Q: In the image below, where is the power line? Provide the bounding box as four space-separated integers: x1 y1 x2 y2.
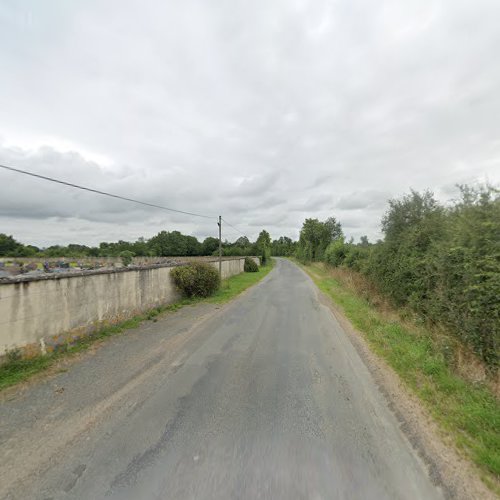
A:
222 218 247 237
222 232 244 239
0 163 216 220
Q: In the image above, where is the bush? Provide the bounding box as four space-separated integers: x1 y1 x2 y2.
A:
170 262 220 298
343 245 370 272
244 257 259 272
324 239 347 267
358 186 498 368
119 250 135 267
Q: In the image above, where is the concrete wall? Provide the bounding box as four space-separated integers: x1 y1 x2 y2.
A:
0 257 259 355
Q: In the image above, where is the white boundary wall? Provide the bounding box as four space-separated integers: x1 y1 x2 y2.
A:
0 257 258 354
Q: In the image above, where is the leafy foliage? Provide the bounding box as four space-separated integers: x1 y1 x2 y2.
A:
149 230 202 256
0 230 281 259
0 234 38 256
314 185 499 368
297 217 344 262
244 256 259 272
170 262 221 298
255 229 272 264
256 230 271 251
271 236 297 256
324 239 348 267
119 250 135 267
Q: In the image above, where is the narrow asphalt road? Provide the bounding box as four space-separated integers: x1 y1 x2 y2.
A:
0 258 443 499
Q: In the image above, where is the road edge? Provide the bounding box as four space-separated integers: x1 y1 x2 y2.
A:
294 259 495 500
0 261 277 398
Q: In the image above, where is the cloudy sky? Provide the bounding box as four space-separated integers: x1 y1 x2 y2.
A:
1 0 499 247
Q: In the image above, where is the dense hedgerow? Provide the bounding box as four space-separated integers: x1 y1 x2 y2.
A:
170 262 220 298
363 187 500 368
297 185 500 369
244 257 259 272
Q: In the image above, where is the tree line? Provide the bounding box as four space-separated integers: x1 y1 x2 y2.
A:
0 229 296 260
295 184 499 369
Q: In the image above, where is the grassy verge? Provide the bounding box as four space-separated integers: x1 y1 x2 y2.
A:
0 260 274 392
299 261 499 491
208 259 274 303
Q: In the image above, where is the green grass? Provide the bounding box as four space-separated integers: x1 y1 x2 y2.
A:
208 260 274 303
300 262 500 489
0 355 54 390
0 260 274 391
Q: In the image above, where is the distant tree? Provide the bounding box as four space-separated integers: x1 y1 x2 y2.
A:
149 231 189 256
202 237 219 256
44 245 66 257
256 230 271 252
185 235 202 256
131 237 149 256
271 236 296 256
256 230 272 264
66 244 91 257
324 217 344 241
88 247 100 257
234 236 250 247
0 234 23 256
298 218 330 261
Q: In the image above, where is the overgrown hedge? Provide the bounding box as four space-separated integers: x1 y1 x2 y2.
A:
244 257 259 272
320 185 500 369
170 262 220 298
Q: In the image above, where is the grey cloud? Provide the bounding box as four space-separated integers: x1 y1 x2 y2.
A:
0 0 499 247
336 190 391 211
234 172 281 198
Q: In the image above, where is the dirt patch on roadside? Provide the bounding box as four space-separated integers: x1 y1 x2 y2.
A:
314 285 496 500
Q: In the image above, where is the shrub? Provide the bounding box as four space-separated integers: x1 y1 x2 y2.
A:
324 239 347 267
119 250 135 267
342 185 499 368
170 262 220 298
244 257 259 272
343 245 370 272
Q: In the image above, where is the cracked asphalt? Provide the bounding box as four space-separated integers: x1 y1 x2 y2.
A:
0 258 443 499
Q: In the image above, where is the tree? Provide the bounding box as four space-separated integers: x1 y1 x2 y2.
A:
271 236 296 256
234 236 250 247
324 217 344 241
185 235 202 256
381 190 441 243
255 230 271 263
202 237 219 256
0 234 23 256
149 231 188 256
298 218 331 261
131 237 149 256
256 230 271 251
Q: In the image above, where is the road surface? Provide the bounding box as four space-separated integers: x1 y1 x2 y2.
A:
0 258 443 499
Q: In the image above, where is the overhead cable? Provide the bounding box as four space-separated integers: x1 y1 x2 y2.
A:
222 218 247 237
0 163 216 220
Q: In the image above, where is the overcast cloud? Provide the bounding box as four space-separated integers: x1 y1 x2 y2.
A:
1 0 499 247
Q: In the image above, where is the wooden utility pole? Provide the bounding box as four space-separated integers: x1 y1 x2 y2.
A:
218 215 222 278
